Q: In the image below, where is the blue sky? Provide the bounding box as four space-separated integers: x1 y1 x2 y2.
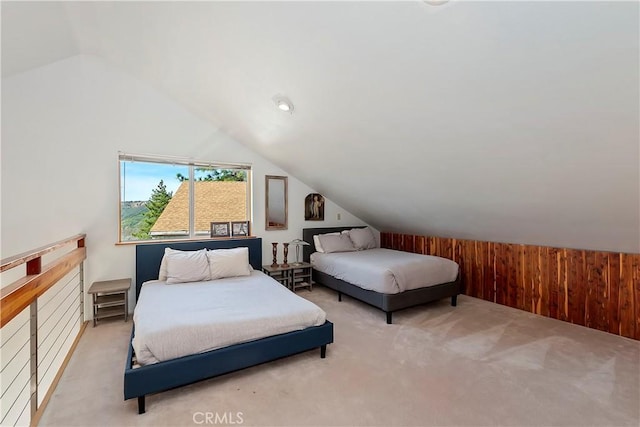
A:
120 161 187 201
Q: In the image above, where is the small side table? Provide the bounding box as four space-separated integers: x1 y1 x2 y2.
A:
290 263 313 292
262 264 292 289
88 278 131 327
262 262 313 292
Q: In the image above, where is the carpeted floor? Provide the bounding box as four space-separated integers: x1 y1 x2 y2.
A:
39 287 639 427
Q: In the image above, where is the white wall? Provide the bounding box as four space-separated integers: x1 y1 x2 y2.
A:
1 55 367 314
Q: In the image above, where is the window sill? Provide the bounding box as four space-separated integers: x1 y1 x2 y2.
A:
115 236 258 246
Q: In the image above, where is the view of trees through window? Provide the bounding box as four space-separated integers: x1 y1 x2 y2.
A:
120 156 250 242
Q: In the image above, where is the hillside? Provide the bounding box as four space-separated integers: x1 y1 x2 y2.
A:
121 201 148 241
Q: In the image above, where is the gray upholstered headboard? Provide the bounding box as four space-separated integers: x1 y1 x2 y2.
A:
302 226 365 262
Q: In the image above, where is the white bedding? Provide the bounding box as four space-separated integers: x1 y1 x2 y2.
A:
311 248 459 294
132 271 326 366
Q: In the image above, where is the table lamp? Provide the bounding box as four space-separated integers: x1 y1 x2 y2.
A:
289 239 310 266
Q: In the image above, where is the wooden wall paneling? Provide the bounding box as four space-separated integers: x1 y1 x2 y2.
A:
495 243 506 306
380 232 389 248
607 253 621 335
403 234 415 253
455 239 465 295
567 250 585 327
484 242 495 303
558 248 569 322
443 238 454 260
634 254 640 340
473 241 482 300
528 245 539 315
566 248 576 324
426 235 434 255
584 250 596 330
415 235 426 255
480 242 488 301
515 245 526 312
478 241 487 301
447 238 463 290
535 246 542 315
585 250 607 332
430 236 440 257
595 251 609 333
462 240 476 297
506 244 518 309
433 236 442 257
379 232 638 340
618 254 635 338
402 233 408 251
431 236 438 256
541 246 550 317
633 255 639 340
423 236 432 255
547 247 559 320
392 233 402 251
527 245 536 314
465 241 475 298
397 233 405 251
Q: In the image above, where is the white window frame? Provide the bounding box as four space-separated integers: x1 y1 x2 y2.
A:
118 152 252 243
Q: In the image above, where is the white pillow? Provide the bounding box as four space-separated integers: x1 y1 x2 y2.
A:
207 247 252 280
317 233 357 254
313 232 340 253
348 227 378 250
158 248 183 280
165 248 211 284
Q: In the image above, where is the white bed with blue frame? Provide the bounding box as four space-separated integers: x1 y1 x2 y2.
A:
124 237 334 414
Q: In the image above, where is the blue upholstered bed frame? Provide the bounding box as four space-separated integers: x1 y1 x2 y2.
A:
124 238 334 414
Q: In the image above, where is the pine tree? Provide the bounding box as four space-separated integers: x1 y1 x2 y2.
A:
133 180 173 239
176 169 246 182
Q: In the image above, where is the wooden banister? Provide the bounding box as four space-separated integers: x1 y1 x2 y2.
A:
1 234 85 272
0 234 86 327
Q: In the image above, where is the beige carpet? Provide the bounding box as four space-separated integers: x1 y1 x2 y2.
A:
39 287 639 427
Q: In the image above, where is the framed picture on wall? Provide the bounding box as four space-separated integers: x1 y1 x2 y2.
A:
305 193 325 221
210 222 230 238
231 221 250 237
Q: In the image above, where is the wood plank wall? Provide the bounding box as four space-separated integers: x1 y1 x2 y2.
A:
380 232 640 340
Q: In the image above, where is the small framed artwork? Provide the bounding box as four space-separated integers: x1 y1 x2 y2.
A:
305 193 325 221
231 221 250 237
210 222 230 238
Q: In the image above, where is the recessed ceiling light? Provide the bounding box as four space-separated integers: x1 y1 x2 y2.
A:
273 95 294 113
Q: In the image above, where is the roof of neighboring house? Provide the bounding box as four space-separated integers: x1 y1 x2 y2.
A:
150 181 247 235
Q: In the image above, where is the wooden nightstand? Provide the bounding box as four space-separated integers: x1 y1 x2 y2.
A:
290 263 313 292
262 262 313 292
88 278 131 327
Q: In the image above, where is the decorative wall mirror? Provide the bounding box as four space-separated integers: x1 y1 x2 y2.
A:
265 175 288 230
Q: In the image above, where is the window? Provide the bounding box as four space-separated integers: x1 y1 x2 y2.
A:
119 153 251 242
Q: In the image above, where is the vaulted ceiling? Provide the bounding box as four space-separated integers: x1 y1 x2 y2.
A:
2 1 639 253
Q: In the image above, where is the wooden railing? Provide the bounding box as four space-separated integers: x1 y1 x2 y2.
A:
1 235 87 426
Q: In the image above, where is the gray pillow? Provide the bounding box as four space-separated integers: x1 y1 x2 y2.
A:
317 233 357 253
348 227 377 250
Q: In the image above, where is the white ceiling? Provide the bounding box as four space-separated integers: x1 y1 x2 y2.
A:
2 1 639 252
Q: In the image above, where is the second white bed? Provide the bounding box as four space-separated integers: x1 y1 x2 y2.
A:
311 248 459 294
133 271 326 366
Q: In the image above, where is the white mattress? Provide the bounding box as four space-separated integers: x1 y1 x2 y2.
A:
311 248 459 294
132 271 326 366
